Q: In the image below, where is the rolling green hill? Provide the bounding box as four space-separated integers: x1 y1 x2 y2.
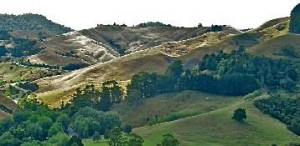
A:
248 34 300 58
133 94 300 146
110 91 239 127
83 91 300 146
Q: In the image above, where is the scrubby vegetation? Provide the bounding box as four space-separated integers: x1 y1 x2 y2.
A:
17 82 39 92
4 85 21 98
0 46 7 56
210 25 226 32
0 14 71 34
136 22 173 28
19 60 59 70
0 30 10 40
9 38 39 57
62 63 89 71
0 36 43 57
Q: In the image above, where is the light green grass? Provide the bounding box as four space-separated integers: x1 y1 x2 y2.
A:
134 95 300 146
110 91 239 127
0 62 46 82
248 34 300 58
83 139 108 146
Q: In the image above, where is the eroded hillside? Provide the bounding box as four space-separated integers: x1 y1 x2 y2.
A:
28 31 118 66
34 17 290 106
28 25 239 67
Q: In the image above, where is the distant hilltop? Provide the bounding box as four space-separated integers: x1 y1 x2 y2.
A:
0 13 72 34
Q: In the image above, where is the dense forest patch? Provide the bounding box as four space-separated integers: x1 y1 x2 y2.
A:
255 97 300 136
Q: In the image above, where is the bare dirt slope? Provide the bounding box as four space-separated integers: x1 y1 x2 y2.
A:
0 93 17 119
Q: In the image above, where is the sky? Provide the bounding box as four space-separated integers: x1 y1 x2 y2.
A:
0 0 299 30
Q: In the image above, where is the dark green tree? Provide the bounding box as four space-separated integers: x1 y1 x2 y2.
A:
103 80 123 103
160 134 179 146
37 116 53 135
232 108 247 122
166 60 183 78
0 46 7 56
126 89 143 106
93 131 101 141
48 123 63 137
0 118 14 135
123 125 133 134
25 123 43 140
21 141 42 146
0 132 21 146
98 86 112 111
0 30 10 40
45 132 69 146
38 32 47 41
128 72 159 98
108 127 128 146
128 133 144 146
71 85 99 108
56 114 70 131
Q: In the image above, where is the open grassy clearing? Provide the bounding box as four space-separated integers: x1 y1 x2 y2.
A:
133 94 300 146
0 62 48 82
83 139 108 146
248 34 300 58
111 91 239 127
